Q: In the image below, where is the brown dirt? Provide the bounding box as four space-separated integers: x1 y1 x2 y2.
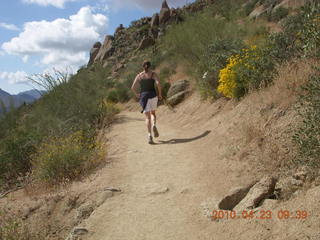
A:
1 70 320 239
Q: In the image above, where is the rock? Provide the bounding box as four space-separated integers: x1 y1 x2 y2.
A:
151 187 169 195
150 13 159 28
290 178 304 187
137 36 155 50
88 42 101 66
65 227 89 240
72 227 89 235
218 182 256 210
293 166 310 182
104 187 121 192
167 79 190 98
159 0 171 24
167 91 188 106
76 202 95 221
94 35 114 62
234 176 277 211
144 183 169 195
115 24 124 35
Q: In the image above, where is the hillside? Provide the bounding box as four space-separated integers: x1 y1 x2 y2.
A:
0 0 319 239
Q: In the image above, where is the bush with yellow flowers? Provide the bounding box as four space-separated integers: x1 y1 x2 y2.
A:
218 45 275 98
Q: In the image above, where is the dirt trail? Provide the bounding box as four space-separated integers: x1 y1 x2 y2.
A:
81 103 255 240
81 97 320 240
81 109 234 240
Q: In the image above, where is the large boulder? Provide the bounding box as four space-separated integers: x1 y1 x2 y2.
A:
88 42 101 66
159 0 171 24
166 79 190 106
94 35 114 62
167 91 187 106
218 182 257 210
234 176 277 211
167 79 190 98
137 36 155 50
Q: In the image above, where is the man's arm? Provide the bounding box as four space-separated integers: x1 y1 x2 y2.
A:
153 72 163 100
131 73 141 98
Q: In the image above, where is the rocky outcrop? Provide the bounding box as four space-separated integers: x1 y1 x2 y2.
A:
94 35 114 63
88 42 101 66
137 36 155 50
115 24 124 35
151 13 159 28
160 0 171 24
87 0 216 68
218 182 257 210
234 176 277 211
167 80 190 106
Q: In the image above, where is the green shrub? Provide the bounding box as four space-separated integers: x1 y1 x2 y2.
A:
31 131 97 183
293 68 320 167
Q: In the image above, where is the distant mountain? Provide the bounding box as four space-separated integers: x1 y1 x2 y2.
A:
18 89 45 99
0 88 45 115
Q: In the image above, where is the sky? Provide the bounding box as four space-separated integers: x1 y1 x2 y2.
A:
0 0 194 94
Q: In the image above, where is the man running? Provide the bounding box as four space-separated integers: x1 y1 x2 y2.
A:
131 61 163 144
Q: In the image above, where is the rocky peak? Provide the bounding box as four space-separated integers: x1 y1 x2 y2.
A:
162 0 169 9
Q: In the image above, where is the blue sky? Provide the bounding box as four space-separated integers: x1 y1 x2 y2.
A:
0 0 193 94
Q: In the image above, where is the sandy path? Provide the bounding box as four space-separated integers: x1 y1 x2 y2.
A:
81 106 320 240
82 110 234 240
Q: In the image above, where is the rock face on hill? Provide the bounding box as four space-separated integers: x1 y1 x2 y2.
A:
87 0 214 71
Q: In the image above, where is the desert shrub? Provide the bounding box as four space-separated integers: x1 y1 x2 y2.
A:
0 65 120 188
162 4 266 99
31 130 104 183
268 1 320 59
218 45 275 98
293 68 320 168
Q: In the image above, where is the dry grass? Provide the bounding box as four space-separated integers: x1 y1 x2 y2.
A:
251 59 319 109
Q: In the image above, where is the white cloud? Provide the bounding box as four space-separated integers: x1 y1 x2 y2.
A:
0 22 20 31
2 6 108 70
22 0 77 8
0 71 28 84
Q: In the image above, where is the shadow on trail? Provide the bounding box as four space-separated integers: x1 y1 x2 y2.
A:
155 130 211 145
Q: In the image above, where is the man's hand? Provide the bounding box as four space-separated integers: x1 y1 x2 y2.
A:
158 95 163 101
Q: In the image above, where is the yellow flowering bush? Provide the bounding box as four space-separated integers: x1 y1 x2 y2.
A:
217 45 275 98
217 54 239 98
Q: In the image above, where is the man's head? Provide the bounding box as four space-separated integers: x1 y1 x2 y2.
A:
142 61 151 71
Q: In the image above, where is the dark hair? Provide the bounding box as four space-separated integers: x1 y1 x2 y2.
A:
142 61 151 68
